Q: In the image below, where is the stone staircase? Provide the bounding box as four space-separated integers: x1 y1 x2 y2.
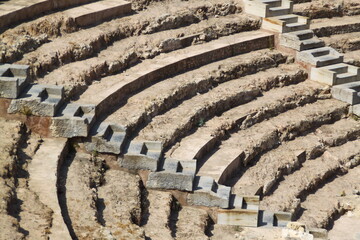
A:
244 0 360 115
280 29 324 51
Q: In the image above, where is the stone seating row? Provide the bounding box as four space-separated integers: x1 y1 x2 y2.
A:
0 0 132 30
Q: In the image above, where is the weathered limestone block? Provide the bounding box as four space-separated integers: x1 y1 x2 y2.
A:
217 209 258 227
280 29 324 51
262 14 309 33
259 210 275 227
244 0 293 18
51 103 96 138
308 228 328 239
8 84 64 116
350 104 360 116
0 64 29 98
65 0 132 27
120 141 162 171
297 47 343 67
187 176 231 208
147 158 196 191
332 81 360 104
275 212 292 227
85 122 126 154
312 63 360 85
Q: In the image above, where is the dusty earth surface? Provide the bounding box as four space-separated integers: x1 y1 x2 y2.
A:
1 0 360 239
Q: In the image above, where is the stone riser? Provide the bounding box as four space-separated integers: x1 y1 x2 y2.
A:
244 0 293 18
68 0 132 27
0 0 99 30
214 100 347 186
94 32 275 117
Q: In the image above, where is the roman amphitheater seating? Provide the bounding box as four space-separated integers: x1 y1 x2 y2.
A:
1 0 360 237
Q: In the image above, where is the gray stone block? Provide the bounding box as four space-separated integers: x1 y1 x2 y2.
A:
309 228 328 239
120 141 162 171
187 176 231 208
280 30 324 51
85 122 126 154
0 64 29 98
242 196 260 210
312 63 360 85
8 84 64 116
146 158 196 191
332 81 360 105
274 211 292 227
259 210 275 227
244 0 293 18
217 208 258 227
350 104 360 116
297 47 343 67
51 103 96 138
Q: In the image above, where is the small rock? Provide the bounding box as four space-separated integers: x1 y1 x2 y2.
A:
287 222 307 233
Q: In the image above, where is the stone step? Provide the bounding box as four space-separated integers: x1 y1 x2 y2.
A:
217 208 259 227
8 84 64 116
300 38 325 50
84 121 127 154
261 139 360 215
0 64 29 98
230 195 260 210
332 81 360 105
75 31 274 117
261 0 282 8
0 0 99 30
134 63 302 150
64 0 132 27
297 47 344 67
321 31 360 53
311 63 360 85
268 6 292 17
298 166 360 228
197 99 347 185
38 14 258 99
21 4 251 82
285 22 309 32
168 80 323 163
187 175 231 209
311 15 360 37
146 158 196 191
276 14 299 24
218 195 261 227
243 0 293 18
258 211 292 227
291 29 315 40
51 103 96 138
262 14 309 33
233 118 360 197
280 29 324 51
105 50 287 143
120 140 162 171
